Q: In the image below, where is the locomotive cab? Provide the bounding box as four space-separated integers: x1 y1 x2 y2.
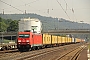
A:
17 31 42 51
17 32 32 51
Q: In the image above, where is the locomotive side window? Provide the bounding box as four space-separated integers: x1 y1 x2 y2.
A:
19 34 30 38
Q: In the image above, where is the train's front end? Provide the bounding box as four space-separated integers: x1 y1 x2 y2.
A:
17 32 32 51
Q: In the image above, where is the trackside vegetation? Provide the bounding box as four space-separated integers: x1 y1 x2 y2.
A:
0 17 19 32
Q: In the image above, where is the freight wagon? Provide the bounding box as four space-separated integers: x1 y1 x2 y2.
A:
17 31 84 51
42 34 52 48
0 43 17 51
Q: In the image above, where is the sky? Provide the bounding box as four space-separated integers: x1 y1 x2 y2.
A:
0 0 90 24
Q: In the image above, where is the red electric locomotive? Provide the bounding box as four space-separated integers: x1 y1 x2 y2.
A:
17 31 42 51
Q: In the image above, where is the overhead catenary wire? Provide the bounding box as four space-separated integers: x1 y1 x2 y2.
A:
56 0 71 20
0 0 48 17
25 0 40 6
63 0 77 21
0 0 24 13
20 0 46 14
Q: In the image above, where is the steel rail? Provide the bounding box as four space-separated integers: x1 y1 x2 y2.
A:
55 45 86 60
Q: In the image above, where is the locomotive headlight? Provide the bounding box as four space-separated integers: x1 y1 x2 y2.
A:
26 40 29 42
18 40 21 42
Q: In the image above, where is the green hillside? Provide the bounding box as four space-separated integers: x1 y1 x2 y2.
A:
0 13 90 32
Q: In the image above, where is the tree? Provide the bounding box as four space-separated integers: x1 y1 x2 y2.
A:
0 17 2 22
0 22 7 32
7 20 18 32
0 17 7 32
0 17 18 32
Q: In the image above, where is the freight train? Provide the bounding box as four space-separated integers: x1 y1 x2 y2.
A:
17 17 84 51
17 31 84 51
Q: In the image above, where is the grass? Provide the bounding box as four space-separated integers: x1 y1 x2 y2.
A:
0 39 15 43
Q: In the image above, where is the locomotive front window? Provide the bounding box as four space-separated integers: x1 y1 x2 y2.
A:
19 34 30 38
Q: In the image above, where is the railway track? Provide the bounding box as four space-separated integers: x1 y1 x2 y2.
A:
25 44 86 60
0 49 18 53
0 43 85 60
55 45 86 60
15 44 83 60
16 47 65 60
